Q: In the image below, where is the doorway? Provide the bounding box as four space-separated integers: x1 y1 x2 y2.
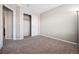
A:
3 5 13 41
23 14 31 38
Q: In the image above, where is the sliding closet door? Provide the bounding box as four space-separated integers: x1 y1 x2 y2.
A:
23 14 31 37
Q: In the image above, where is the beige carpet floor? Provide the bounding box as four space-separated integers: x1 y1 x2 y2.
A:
1 35 78 54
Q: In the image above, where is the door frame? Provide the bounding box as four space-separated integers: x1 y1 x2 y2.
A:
3 5 13 40
23 13 31 37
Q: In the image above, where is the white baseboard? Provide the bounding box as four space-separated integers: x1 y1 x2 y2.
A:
31 34 40 37
41 34 77 45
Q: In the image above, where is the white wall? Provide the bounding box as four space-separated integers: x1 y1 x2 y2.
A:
0 5 3 49
31 15 39 36
40 4 78 43
16 6 20 39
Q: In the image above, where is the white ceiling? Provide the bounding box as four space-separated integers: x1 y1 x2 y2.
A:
28 4 61 14
18 4 61 14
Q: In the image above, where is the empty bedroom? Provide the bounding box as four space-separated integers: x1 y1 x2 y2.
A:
0 4 79 54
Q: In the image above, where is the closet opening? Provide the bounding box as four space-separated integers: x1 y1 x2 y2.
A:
3 5 13 44
23 14 31 38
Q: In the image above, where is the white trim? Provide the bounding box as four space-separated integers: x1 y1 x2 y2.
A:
0 5 3 49
41 34 77 45
13 10 16 40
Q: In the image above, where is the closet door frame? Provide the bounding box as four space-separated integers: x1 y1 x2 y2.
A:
76 11 79 46
3 5 13 39
23 13 31 37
